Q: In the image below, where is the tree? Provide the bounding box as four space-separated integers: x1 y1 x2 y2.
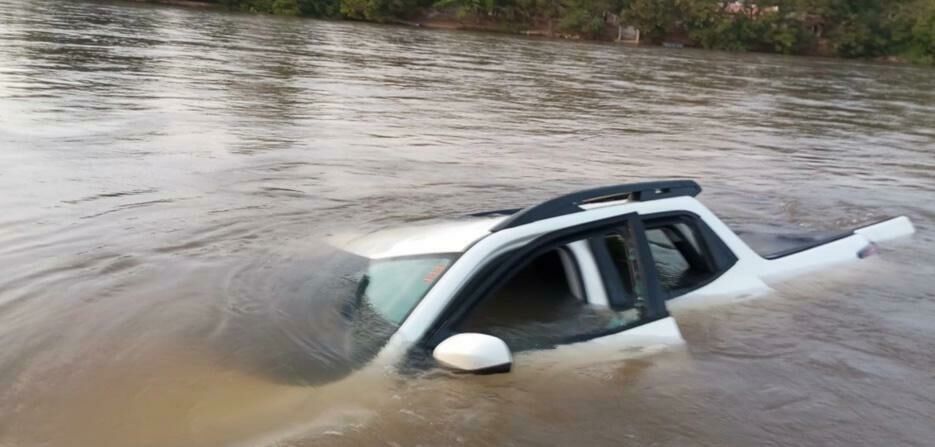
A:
622 0 679 42
890 0 935 63
341 0 423 20
557 0 628 38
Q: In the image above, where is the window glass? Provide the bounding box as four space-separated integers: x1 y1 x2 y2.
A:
362 256 453 325
456 244 646 352
644 220 715 294
602 227 651 305
604 234 636 297
674 223 702 252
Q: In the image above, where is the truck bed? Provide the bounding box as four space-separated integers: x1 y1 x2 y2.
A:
738 228 857 260
736 217 906 260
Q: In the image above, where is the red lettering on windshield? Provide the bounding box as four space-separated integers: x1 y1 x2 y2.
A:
423 263 447 283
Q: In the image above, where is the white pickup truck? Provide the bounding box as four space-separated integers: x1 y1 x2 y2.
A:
329 180 915 375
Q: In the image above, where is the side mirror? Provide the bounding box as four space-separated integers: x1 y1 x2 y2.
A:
432 333 512 374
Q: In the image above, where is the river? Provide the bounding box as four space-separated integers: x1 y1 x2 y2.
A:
1 0 934 445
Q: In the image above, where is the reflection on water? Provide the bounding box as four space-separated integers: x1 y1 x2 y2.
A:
1 0 934 445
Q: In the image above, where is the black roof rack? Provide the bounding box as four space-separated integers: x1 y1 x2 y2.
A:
491 180 701 232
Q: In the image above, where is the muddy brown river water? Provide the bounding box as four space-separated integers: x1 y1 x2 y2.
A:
1 0 935 445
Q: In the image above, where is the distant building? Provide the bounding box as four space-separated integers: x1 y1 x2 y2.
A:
617 25 640 44
725 1 779 17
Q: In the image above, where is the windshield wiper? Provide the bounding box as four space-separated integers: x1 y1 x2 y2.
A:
340 273 369 320
354 274 370 304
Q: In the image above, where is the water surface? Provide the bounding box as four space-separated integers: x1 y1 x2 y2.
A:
1 0 934 445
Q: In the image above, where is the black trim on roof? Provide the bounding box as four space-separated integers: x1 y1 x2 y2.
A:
491 180 702 232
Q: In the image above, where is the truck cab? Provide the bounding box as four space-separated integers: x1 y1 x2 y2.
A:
332 180 914 374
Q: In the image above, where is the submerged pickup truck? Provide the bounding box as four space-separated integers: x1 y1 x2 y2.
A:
330 180 915 374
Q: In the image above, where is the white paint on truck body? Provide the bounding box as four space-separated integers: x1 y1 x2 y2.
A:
352 195 915 369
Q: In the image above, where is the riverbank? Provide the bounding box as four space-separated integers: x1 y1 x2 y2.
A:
127 0 218 8
392 13 607 42
125 1 641 43
126 0 933 65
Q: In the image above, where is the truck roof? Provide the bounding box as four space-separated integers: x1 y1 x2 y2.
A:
331 180 704 260
331 216 507 259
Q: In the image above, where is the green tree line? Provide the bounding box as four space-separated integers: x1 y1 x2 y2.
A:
212 0 935 63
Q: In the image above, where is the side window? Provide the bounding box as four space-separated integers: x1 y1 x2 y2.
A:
642 215 727 297
604 234 637 297
453 234 651 352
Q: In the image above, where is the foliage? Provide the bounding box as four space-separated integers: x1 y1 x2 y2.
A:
434 0 495 17
621 0 677 42
557 0 626 37
299 0 341 16
341 0 424 20
890 0 935 63
220 0 337 16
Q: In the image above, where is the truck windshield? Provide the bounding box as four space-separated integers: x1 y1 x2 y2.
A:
358 255 456 325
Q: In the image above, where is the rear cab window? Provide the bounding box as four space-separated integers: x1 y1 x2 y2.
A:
639 212 737 298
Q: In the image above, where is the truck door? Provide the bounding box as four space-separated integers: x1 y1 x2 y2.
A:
419 213 683 365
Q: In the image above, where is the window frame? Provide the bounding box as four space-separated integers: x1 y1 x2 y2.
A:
588 217 666 314
419 213 669 351
556 246 587 302
638 211 738 299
